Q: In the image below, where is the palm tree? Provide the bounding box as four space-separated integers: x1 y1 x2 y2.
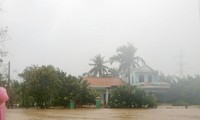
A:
108 68 120 77
110 43 145 84
89 54 109 77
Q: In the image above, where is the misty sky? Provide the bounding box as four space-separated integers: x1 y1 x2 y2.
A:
0 0 200 79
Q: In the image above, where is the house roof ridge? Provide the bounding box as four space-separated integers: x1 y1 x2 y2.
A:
82 76 125 88
132 64 156 72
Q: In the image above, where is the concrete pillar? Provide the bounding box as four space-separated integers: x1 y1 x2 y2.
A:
106 88 109 105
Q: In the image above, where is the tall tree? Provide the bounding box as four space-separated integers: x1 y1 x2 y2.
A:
108 68 120 77
89 54 109 77
110 43 145 84
19 65 60 109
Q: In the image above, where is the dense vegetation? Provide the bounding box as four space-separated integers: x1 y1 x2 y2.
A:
10 65 98 109
109 86 157 108
161 75 200 105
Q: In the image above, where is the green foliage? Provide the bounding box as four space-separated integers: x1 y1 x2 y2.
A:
18 65 97 109
133 88 148 108
89 54 109 77
108 68 120 77
75 81 98 106
110 43 145 84
145 94 157 108
19 65 59 108
55 74 97 108
165 75 200 105
109 86 134 108
7 80 22 108
109 86 157 108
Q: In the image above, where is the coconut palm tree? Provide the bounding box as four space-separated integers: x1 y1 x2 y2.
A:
89 54 109 77
108 68 120 77
110 43 145 84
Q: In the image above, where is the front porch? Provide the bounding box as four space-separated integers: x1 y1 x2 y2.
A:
95 87 110 106
82 77 125 106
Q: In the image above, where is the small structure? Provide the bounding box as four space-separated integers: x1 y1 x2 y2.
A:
82 77 125 106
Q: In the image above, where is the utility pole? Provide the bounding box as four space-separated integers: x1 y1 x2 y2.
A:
7 61 12 109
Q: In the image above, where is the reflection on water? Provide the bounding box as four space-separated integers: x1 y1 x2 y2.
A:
6 106 200 120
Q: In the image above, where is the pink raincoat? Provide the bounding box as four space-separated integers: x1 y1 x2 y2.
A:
0 87 9 120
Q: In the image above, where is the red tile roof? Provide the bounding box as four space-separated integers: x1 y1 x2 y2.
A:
82 77 125 88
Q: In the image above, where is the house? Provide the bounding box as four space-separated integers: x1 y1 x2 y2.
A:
82 77 125 105
121 64 159 85
121 64 170 92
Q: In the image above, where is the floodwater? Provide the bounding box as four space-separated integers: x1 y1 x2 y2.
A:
6 106 200 120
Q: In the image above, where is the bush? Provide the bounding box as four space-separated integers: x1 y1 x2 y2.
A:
108 86 134 108
108 86 157 108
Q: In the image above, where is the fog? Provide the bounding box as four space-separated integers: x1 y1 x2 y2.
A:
0 0 200 79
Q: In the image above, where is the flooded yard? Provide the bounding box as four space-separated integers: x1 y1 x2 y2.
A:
6 106 200 120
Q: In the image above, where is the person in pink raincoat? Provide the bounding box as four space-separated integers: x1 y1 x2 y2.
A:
0 87 9 120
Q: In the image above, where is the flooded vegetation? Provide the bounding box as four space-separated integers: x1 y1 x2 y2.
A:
6 106 200 120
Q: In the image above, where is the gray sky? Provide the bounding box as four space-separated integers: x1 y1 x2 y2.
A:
1 0 200 79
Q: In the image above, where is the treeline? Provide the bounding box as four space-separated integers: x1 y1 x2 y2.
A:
6 65 158 109
6 65 200 108
156 75 200 105
6 65 97 109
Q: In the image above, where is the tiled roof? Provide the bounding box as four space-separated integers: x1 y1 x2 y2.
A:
82 77 125 88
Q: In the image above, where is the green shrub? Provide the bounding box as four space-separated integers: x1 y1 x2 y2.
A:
108 86 157 108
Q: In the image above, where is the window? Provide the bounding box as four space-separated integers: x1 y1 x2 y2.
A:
139 75 144 83
148 75 152 82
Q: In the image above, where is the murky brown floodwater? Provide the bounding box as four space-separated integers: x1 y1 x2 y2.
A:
6 106 200 120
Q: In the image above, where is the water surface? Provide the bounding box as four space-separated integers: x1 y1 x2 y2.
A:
6 106 200 120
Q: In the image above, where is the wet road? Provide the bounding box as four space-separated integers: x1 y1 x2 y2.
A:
6 106 200 120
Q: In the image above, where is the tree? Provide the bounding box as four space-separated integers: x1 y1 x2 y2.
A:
54 74 97 108
110 43 145 84
89 54 109 77
74 80 97 106
19 65 60 109
19 65 98 109
7 80 22 108
108 68 120 77
108 86 134 108
153 74 200 105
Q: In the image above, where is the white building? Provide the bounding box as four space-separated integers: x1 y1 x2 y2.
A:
121 65 170 93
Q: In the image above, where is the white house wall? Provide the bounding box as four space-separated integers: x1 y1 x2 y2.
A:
130 72 158 85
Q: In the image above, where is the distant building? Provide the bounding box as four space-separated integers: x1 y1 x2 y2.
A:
121 65 170 92
82 77 125 106
121 65 159 85
82 65 169 106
